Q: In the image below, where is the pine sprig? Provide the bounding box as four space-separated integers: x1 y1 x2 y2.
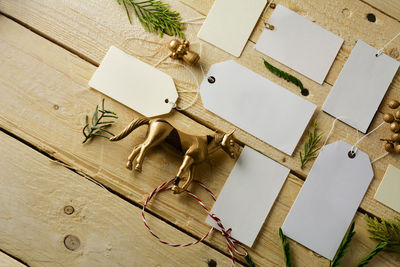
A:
279 228 292 267
365 215 400 258
82 99 118 144
117 0 185 39
357 242 387 267
263 59 308 96
245 254 256 267
329 221 356 267
300 121 324 169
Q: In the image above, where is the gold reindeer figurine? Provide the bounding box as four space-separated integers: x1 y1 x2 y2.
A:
110 118 237 194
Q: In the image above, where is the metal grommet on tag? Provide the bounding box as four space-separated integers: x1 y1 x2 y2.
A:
208 76 216 84
348 150 356 158
301 89 309 96
265 23 275 30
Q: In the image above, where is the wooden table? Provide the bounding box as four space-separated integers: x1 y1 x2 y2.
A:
0 0 399 266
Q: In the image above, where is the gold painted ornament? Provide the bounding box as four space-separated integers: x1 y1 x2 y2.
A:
382 99 400 154
110 118 237 194
168 39 200 66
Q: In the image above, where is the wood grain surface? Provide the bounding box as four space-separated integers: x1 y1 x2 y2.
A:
0 0 399 266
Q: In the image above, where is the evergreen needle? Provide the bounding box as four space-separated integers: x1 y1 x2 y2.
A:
361 215 400 262
300 121 324 169
245 254 256 267
279 228 292 267
263 59 308 95
357 242 387 267
82 99 117 144
117 0 185 39
329 221 356 267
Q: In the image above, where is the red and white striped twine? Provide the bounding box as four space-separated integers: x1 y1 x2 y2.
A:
141 178 248 267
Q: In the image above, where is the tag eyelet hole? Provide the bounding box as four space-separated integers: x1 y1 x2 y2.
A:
301 89 309 96
348 151 356 159
208 76 216 84
165 98 169 103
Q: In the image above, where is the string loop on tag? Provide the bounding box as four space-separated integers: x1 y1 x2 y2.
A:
181 16 206 24
263 0 276 30
142 177 248 267
155 42 204 111
324 116 387 163
375 31 400 57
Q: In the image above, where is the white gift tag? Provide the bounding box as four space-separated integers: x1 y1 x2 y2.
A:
255 4 344 84
323 40 400 133
200 60 316 155
206 146 289 247
375 164 400 213
198 0 266 57
281 141 374 260
89 46 178 117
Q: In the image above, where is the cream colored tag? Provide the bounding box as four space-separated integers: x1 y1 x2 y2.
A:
89 46 178 117
375 164 400 213
198 0 266 57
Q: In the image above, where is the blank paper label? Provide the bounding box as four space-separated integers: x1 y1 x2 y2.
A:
206 146 289 247
198 0 266 57
255 4 344 84
89 46 178 117
375 164 400 213
200 60 316 155
323 40 400 133
282 141 373 260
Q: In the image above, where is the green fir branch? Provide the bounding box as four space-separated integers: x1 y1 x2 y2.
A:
329 221 356 267
364 215 400 261
357 242 387 267
300 121 324 169
263 59 308 95
279 228 292 267
117 0 185 39
245 254 256 267
82 99 118 144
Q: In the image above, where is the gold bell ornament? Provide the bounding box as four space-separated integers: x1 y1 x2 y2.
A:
168 39 200 66
381 100 400 154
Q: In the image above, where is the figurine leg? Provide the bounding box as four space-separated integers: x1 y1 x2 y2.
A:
134 132 170 172
179 165 195 192
172 155 194 194
126 145 141 170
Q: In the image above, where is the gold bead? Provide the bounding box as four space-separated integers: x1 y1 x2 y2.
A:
392 133 400 142
168 39 181 52
395 143 400 154
384 142 395 153
168 39 200 66
388 100 400 109
391 121 400 133
395 110 400 120
383 113 395 123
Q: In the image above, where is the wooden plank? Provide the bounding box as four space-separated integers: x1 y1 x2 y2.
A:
0 131 238 266
1 0 398 222
0 252 25 267
0 15 323 266
0 15 399 266
362 0 400 21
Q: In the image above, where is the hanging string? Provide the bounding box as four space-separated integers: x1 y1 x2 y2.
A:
376 31 400 57
262 0 276 30
181 16 206 24
323 117 388 163
121 15 207 111
153 41 205 111
141 177 248 267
